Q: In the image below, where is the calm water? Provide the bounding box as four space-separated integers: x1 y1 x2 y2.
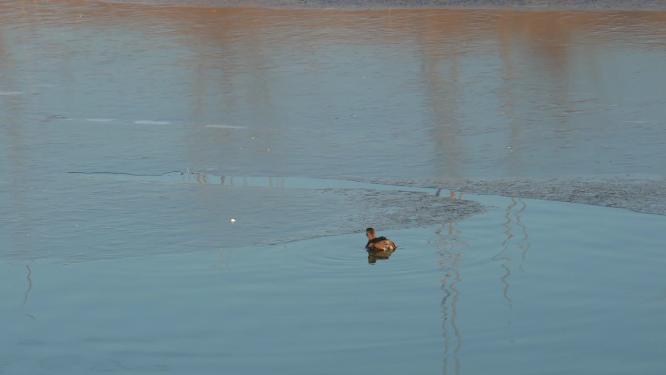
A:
1 2 666 374
3 193 666 374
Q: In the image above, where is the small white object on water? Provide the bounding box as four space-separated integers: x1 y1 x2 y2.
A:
229 218 236 223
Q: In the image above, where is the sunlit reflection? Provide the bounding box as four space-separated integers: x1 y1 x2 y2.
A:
2 4 666 180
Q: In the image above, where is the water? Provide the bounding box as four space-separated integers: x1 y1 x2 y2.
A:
1 5 666 178
3 195 666 374
1 2 666 374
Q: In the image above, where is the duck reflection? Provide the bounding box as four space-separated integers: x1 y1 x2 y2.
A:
367 248 397 265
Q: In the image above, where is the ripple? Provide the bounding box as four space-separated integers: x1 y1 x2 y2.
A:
85 118 115 123
133 120 171 125
204 124 247 129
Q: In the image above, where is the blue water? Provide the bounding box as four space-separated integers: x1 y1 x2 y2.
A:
3 193 666 374
2 3 666 374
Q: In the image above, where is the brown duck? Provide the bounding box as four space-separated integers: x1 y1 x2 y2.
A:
365 227 397 251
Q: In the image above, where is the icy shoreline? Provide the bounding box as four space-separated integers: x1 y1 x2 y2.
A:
347 176 666 216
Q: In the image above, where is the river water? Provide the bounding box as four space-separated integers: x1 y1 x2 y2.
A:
1 2 665 374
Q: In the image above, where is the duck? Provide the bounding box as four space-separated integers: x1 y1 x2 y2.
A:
365 227 397 252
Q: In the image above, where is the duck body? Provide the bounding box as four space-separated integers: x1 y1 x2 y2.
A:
365 236 397 252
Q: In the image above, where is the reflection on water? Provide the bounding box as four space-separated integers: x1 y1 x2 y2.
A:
367 248 396 264
1 4 666 179
494 198 517 306
492 197 530 307
434 192 533 373
436 222 464 375
3 192 666 374
435 191 468 375
1 3 666 374
22 265 36 320
515 200 530 270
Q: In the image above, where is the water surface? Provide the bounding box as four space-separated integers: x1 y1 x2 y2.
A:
1 4 665 179
1 3 666 374
3 194 666 374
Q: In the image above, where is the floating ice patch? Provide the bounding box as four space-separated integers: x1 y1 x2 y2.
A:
205 124 247 129
359 176 666 216
0 91 23 96
63 171 485 252
134 120 171 125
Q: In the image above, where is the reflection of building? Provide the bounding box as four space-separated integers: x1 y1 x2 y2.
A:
414 14 467 178
23 265 36 320
0 23 33 257
435 192 530 373
436 221 463 375
435 191 468 375
3 3 666 180
492 198 530 307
